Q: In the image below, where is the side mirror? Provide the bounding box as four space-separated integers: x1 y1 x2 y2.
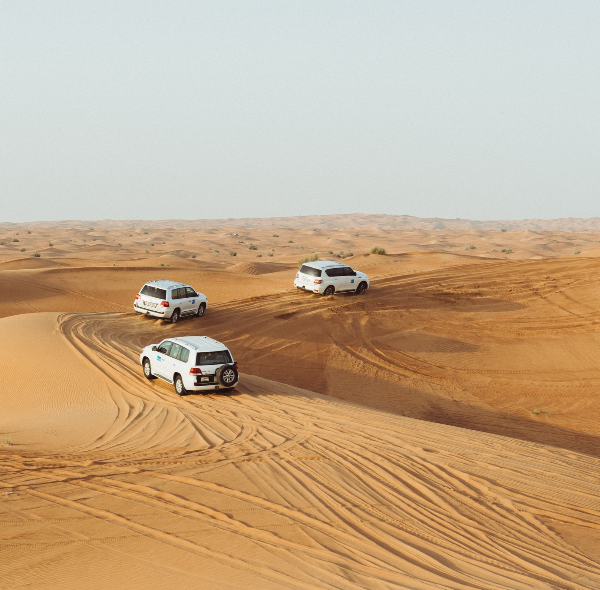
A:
152 346 157 351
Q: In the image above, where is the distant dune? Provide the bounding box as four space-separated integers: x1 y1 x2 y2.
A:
4 213 600 231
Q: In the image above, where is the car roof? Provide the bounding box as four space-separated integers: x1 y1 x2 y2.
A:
143 279 189 290
169 336 229 353
300 260 349 270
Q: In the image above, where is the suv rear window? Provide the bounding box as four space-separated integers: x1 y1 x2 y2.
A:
141 285 167 300
196 351 233 366
299 265 321 277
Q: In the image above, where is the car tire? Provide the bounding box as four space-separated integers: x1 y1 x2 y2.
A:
170 309 180 324
142 358 155 380
196 303 206 317
356 282 367 295
216 365 238 387
174 374 187 396
323 285 335 297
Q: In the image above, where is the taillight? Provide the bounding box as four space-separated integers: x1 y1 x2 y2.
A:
233 362 238 369
135 294 141 300
189 367 202 375
314 279 323 284
160 301 169 307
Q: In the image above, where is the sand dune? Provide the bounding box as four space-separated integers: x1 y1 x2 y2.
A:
2 312 600 589
2 220 600 587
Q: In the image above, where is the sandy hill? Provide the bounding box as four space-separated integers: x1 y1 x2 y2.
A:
1 220 600 588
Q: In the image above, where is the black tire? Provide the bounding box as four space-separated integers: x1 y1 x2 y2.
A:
356 282 367 295
216 365 238 387
170 309 180 324
142 358 155 380
174 374 187 396
196 303 206 317
323 285 335 297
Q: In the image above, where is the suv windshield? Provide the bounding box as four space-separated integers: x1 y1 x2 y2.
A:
196 351 232 366
141 285 167 299
299 265 321 277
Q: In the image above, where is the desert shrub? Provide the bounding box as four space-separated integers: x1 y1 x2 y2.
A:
468 245 476 249
117 243 122 247
327 250 333 254
272 234 279 237
27 230 31 234
48 242 53 246
287 240 293 243
354 232 359 237
574 250 581 255
0 242 6 245
298 253 319 267
229 251 237 256
257 253 262 257
20 248 26 252
267 251 274 257
12 238 19 242
248 244 258 250
144 249 149 253
501 228 507 232
189 254 196 258
369 246 386 255
501 248 512 254
32 253 40 257
298 245 304 249
143 231 148 234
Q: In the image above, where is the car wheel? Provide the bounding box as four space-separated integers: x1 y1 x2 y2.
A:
196 303 206 317
323 285 335 297
170 309 180 324
174 374 187 396
356 282 367 295
143 359 155 380
216 365 238 387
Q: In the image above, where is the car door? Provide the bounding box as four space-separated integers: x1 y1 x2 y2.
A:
343 267 357 291
168 343 184 381
154 340 173 377
184 287 198 315
324 267 341 291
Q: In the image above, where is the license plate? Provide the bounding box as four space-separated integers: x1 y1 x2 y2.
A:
144 301 157 308
201 377 209 382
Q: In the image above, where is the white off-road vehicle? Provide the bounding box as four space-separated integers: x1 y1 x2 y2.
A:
140 336 238 395
294 260 369 296
134 280 207 323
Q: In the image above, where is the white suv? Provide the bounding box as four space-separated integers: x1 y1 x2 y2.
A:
134 280 207 323
140 336 239 395
294 260 369 296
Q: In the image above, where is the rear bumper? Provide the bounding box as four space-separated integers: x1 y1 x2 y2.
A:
294 279 322 293
134 303 170 318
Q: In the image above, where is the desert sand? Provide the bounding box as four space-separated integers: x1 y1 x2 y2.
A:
2 217 600 589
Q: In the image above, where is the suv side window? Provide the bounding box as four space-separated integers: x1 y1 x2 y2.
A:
171 288 182 300
343 267 356 276
185 287 197 297
325 268 342 277
179 347 190 363
157 341 172 355
170 343 182 360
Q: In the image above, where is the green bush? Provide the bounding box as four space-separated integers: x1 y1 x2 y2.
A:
369 246 386 255
272 234 279 237
145 249 149 253
189 254 196 258
32 253 40 257
248 244 258 250
298 253 319 267
229 251 237 256
574 250 581 255
12 238 19 242
501 228 507 233
501 248 512 254
20 248 26 252
0 242 6 245
257 253 262 257
267 251 274 257
287 240 293 243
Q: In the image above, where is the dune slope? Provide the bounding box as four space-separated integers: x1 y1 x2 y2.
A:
1 312 600 589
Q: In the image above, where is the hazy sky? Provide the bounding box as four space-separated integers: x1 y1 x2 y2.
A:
1 1 599 222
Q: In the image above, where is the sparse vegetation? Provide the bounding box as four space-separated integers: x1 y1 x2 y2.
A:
12 238 19 242
369 246 386 255
327 250 333 254
229 251 237 256
32 253 40 257
143 231 148 234
117 243 122 247
27 230 31 234
20 248 26 252
189 254 196 258
272 234 279 237
48 242 53 246
287 240 293 243
248 244 258 250
298 253 319 267
150 243 154 246
501 248 513 254
3 436 13 446
267 251 274 257
574 250 581 255
0 242 5 245
145 249 149 253
468 245 476 249
257 253 262 257
501 228 507 232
